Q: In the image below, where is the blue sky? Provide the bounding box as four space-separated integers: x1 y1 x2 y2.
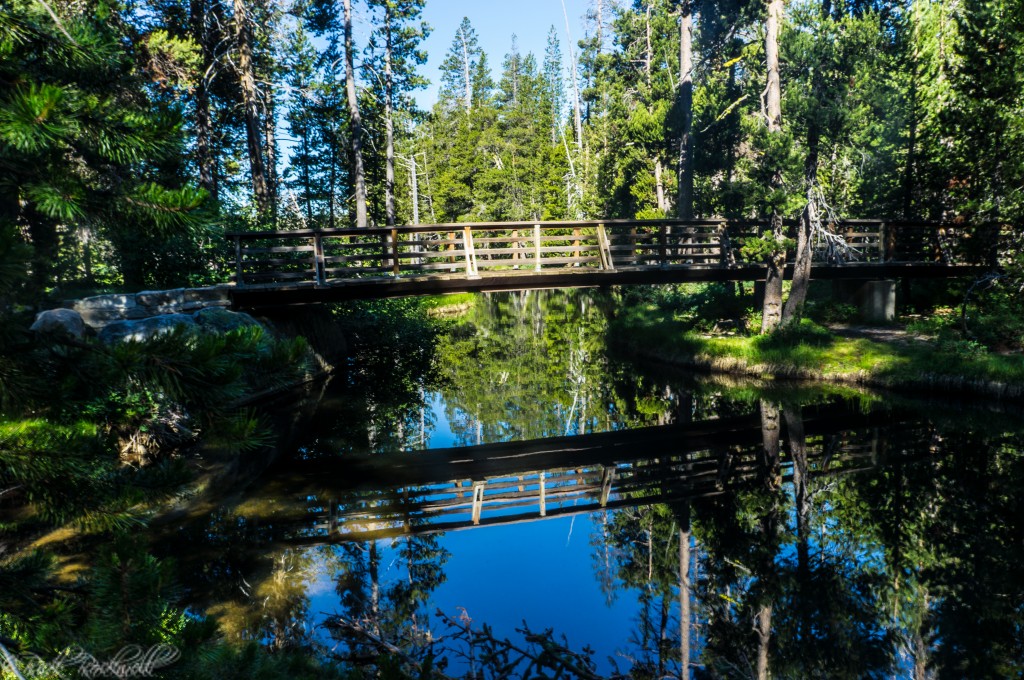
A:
414 0 593 108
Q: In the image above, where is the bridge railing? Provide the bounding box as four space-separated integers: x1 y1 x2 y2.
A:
302 427 883 540
228 219 997 287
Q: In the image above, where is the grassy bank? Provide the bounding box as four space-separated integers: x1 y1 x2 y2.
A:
612 315 1024 401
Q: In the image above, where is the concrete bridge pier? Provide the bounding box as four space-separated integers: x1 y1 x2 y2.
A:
832 279 897 323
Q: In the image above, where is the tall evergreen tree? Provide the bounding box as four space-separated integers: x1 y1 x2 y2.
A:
439 17 482 114
366 0 429 226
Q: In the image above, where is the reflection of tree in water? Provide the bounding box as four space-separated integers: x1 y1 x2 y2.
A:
327 533 450 667
438 290 724 446
584 398 1024 679
440 290 624 444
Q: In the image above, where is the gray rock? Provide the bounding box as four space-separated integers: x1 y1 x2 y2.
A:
184 286 232 303
136 288 185 310
99 314 197 344
181 299 232 312
78 306 150 327
74 294 139 310
192 307 260 333
30 308 87 340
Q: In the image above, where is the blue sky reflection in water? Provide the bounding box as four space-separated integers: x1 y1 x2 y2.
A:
303 390 642 674
305 516 640 673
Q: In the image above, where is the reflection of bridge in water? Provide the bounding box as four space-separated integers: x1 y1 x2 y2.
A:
255 402 923 544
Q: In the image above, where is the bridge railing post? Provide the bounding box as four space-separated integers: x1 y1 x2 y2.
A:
463 226 479 279
539 471 547 517
313 233 326 285
391 228 401 277
717 221 734 267
234 235 245 287
597 223 615 270
533 224 541 271
471 481 485 525
659 222 668 267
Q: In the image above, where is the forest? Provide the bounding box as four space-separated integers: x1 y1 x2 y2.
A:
2 0 1023 298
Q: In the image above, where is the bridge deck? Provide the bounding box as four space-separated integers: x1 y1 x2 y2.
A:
228 219 999 305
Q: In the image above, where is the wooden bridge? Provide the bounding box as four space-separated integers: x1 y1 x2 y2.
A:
228 218 999 305
240 401 926 544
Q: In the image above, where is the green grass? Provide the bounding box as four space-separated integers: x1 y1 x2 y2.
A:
613 314 1024 394
420 292 477 310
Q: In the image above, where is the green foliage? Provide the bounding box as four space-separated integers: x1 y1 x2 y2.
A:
806 300 859 325
739 232 795 263
0 0 212 291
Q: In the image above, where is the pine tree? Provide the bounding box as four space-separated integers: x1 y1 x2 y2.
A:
366 0 430 226
542 26 566 145
0 0 208 291
439 17 482 113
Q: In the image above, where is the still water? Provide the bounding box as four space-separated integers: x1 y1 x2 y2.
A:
165 290 1024 678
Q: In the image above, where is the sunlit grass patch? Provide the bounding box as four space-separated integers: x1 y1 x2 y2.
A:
613 314 1024 396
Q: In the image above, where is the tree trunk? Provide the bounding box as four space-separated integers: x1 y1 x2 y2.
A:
302 123 313 226
679 521 691 679
344 0 368 227
756 604 772 680
265 87 278 222
783 0 829 325
677 0 694 220
756 399 781 680
460 25 472 113
761 0 785 333
562 0 583 151
328 125 338 230
191 0 215 198
903 50 918 220
643 4 666 215
784 405 811 640
782 138 816 324
409 154 420 225
384 4 396 226
655 159 668 213
369 540 381 638
233 0 268 212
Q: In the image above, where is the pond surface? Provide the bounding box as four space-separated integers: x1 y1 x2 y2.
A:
163 290 1024 678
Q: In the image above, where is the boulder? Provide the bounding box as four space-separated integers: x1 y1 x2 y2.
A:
136 288 186 314
192 307 260 333
73 294 147 328
74 293 138 310
30 308 87 340
99 314 197 344
184 286 233 303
